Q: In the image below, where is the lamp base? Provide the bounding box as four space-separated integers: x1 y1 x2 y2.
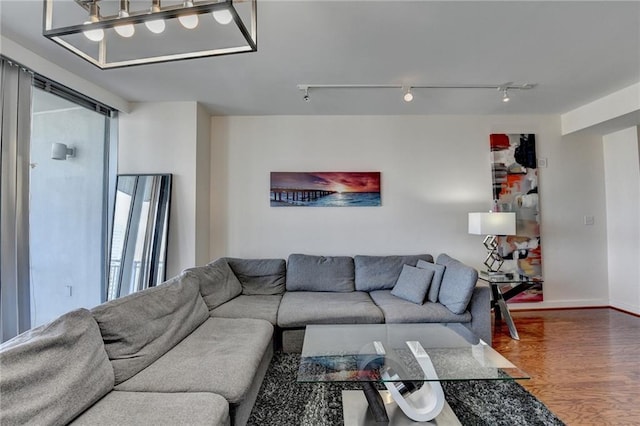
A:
482 235 504 272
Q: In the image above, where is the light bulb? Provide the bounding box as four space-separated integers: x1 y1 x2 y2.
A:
403 92 414 102
114 11 135 38
178 14 199 29
178 1 198 29
83 21 104 42
145 19 165 34
213 9 233 25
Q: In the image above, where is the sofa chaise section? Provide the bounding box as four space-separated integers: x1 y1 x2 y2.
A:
91 270 273 426
0 308 229 426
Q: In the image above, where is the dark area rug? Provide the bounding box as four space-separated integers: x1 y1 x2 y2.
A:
248 352 564 426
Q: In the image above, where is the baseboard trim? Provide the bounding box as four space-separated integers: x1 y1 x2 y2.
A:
503 305 640 318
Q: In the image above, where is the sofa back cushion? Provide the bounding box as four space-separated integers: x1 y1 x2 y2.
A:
0 309 114 425
185 258 243 310
436 253 479 314
92 273 209 385
354 254 433 291
286 254 355 292
225 258 286 295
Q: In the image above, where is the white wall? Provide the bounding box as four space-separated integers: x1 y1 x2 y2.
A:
603 126 640 314
210 115 610 309
119 102 207 277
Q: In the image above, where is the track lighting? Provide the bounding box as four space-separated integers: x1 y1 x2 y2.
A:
498 82 512 103
297 82 537 103
303 87 310 102
403 87 414 102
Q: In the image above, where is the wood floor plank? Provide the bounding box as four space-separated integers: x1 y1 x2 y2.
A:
492 308 640 426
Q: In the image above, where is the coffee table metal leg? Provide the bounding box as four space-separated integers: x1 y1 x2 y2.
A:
361 382 389 423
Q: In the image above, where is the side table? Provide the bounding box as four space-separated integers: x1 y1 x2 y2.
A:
478 272 543 340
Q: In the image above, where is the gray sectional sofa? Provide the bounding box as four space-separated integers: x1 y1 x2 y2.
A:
0 252 488 426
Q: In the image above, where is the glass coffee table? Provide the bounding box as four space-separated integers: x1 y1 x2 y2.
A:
298 323 529 425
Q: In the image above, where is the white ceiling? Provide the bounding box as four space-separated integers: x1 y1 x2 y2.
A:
1 1 639 115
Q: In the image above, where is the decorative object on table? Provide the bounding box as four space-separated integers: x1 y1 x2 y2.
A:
42 0 257 69
107 174 172 300
270 172 381 207
489 133 543 302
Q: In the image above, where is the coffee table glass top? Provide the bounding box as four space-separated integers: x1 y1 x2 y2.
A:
298 323 529 383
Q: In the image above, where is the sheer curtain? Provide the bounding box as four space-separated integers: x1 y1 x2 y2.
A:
0 57 33 342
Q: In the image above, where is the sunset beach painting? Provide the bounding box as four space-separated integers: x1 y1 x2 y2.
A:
270 172 381 207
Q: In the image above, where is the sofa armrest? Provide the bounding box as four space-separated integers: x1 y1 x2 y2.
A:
466 283 491 345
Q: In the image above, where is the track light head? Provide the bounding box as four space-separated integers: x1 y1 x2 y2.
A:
502 89 510 102
403 86 414 102
303 87 310 102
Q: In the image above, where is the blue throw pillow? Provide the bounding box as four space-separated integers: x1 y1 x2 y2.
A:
391 265 435 304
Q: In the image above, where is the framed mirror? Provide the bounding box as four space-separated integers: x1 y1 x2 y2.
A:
107 174 172 300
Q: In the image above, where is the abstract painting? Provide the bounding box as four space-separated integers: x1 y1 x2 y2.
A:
490 133 543 302
270 172 381 207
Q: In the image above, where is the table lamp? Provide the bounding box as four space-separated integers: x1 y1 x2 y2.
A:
468 212 516 273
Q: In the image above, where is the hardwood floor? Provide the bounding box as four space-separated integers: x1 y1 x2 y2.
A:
492 308 640 426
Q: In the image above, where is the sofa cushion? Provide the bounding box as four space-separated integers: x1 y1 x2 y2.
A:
391 264 434 304
70 391 229 426
226 258 286 295
115 317 273 405
416 259 447 303
354 254 434 291
209 294 282 325
277 291 384 328
286 254 355 292
0 309 114 426
369 290 472 323
92 273 209 385
186 258 242 310
436 253 479 314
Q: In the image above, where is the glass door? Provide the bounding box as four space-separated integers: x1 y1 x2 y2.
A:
28 88 110 327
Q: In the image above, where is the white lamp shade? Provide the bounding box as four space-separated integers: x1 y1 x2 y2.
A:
468 212 516 236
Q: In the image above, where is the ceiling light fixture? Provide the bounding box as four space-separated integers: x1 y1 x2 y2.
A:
403 86 414 102
297 82 536 103
498 82 512 103
43 0 257 69
302 86 311 102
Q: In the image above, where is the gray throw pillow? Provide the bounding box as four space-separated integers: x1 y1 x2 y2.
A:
436 254 478 314
391 264 435 304
416 259 446 303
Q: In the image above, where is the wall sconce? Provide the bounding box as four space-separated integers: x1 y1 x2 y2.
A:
51 143 75 160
